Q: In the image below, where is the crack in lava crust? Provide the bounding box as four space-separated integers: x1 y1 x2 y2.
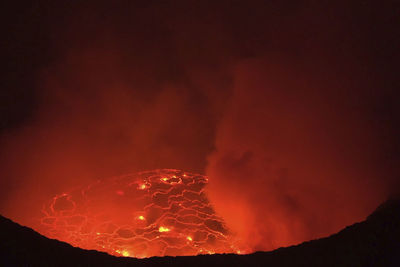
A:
37 169 244 258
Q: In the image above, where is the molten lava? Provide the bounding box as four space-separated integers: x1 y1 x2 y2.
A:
37 169 244 258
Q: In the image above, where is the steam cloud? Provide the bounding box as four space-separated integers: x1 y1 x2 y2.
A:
206 58 390 250
1 1 398 252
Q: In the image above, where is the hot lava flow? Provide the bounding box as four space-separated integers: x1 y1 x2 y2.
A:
36 169 245 258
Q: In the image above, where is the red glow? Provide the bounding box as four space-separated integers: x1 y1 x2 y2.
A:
36 169 245 258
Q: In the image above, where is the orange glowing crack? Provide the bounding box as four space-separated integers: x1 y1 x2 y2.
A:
36 169 246 257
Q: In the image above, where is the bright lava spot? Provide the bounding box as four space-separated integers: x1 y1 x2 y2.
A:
158 226 170 232
138 184 147 190
35 169 246 257
122 250 130 257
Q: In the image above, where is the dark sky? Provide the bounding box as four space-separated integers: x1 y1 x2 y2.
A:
1 0 399 251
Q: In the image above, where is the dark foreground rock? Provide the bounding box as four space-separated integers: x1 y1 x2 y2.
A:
1 198 400 266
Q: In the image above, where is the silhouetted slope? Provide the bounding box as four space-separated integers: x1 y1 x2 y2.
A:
1 198 400 266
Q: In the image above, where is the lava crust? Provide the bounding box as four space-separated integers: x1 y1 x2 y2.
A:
37 169 243 258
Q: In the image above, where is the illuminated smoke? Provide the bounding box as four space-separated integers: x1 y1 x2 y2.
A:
205 59 390 251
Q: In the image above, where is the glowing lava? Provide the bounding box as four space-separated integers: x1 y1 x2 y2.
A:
37 169 244 258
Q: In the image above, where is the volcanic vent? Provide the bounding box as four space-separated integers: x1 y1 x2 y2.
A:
37 169 243 258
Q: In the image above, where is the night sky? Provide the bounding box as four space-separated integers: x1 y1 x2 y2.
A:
1 0 399 251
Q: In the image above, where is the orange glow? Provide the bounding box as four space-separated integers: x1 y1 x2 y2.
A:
0 7 392 260
35 169 246 257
